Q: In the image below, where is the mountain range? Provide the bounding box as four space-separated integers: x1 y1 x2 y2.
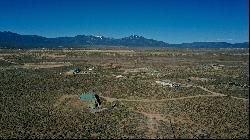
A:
0 31 248 48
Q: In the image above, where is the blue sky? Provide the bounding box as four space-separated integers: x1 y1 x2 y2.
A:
0 0 248 43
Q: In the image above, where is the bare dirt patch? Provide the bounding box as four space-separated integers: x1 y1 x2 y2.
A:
22 62 72 69
53 94 88 110
135 110 195 138
41 53 67 59
136 111 194 125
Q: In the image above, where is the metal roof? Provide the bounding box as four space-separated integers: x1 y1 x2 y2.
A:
80 92 97 101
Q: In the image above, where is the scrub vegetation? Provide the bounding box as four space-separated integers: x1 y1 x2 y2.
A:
0 48 249 139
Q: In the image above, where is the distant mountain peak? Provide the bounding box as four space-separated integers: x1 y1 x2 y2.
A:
128 35 143 38
0 31 248 48
95 35 103 39
131 35 140 37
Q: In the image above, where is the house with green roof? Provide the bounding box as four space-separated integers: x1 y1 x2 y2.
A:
80 92 100 109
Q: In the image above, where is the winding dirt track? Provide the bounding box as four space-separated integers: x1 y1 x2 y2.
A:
100 86 249 102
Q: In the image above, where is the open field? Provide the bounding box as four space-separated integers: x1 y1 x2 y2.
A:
0 48 249 139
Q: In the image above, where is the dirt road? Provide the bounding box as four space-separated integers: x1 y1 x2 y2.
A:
100 86 248 102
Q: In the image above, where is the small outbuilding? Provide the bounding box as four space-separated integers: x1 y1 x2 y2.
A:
71 67 81 74
64 68 81 77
